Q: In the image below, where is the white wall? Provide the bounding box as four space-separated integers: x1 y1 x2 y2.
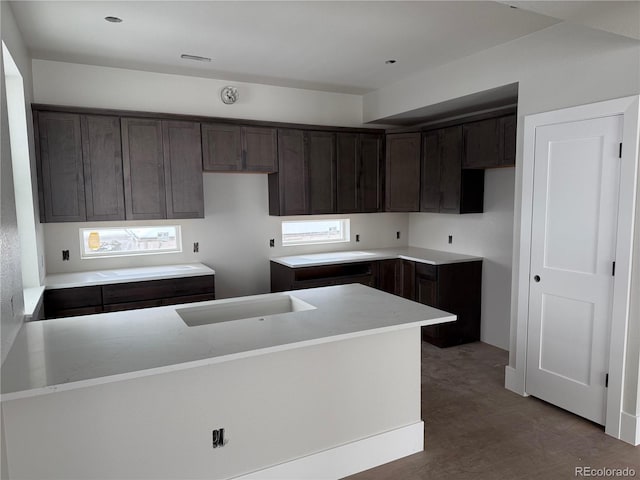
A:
409 168 515 349
1 1 42 364
33 60 365 127
33 61 409 299
364 22 640 425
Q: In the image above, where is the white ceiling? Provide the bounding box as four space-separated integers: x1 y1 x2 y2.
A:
9 1 563 94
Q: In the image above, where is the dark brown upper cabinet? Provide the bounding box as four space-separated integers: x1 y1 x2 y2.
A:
243 126 278 172
421 126 484 214
202 124 277 173
336 133 383 214
360 134 383 213
81 115 125 221
162 120 204 219
202 123 242 171
36 111 87 222
307 131 336 214
500 114 517 167
269 129 341 216
385 132 421 212
121 118 166 220
462 114 516 168
269 129 307 216
336 133 359 213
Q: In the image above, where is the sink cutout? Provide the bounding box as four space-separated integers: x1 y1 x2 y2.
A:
176 294 316 327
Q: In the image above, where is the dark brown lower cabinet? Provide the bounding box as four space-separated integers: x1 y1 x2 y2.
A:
417 261 482 347
42 275 215 319
43 286 103 319
270 258 482 348
377 259 415 299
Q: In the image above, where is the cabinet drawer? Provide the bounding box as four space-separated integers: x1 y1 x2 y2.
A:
44 286 102 312
102 275 215 305
415 263 437 280
45 305 104 319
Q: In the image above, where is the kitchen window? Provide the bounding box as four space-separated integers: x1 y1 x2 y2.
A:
80 226 182 259
281 219 350 246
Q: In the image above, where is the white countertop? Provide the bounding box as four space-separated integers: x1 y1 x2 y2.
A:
44 263 215 290
23 286 46 317
270 247 482 268
0 284 454 401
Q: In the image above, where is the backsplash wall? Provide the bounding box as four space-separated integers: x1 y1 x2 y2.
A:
43 173 410 299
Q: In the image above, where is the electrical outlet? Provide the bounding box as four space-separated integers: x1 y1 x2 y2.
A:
448 235 453 244
396 231 400 240
62 250 70 261
212 428 226 448
193 242 199 253
269 239 275 248
355 234 360 242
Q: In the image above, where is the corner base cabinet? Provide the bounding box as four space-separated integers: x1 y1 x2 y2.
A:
270 257 482 348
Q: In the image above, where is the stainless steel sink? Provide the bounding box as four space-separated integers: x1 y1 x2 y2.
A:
176 294 316 327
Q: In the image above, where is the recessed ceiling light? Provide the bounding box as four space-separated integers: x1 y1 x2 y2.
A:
104 16 123 23
180 54 212 62
385 59 397 65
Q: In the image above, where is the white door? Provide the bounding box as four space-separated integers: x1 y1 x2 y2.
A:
526 115 622 425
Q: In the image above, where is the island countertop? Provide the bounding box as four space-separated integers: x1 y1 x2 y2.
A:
0 284 455 401
270 247 482 268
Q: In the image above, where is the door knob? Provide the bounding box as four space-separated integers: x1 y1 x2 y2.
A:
534 275 541 282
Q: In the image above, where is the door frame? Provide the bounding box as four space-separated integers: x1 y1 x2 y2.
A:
509 95 639 441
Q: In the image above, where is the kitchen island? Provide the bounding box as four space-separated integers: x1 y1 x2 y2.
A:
1 284 454 480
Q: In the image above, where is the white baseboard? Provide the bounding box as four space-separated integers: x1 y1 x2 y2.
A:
504 366 527 396
233 422 424 480
619 411 640 446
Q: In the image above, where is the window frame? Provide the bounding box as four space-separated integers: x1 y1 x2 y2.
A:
281 218 350 247
79 225 183 259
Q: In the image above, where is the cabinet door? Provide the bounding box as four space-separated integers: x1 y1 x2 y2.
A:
385 133 420 212
500 114 517 167
420 130 440 213
462 117 500 168
243 126 277 172
399 259 416 300
336 133 359 213
202 123 242 171
37 111 86 222
81 115 124 221
122 118 166 220
163 120 204 219
439 126 463 214
416 276 438 307
276 129 307 215
360 134 383 213
377 259 401 295
306 131 336 214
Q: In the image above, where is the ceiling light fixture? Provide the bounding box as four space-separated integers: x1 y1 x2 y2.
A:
180 54 212 62
104 16 123 23
385 59 397 65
